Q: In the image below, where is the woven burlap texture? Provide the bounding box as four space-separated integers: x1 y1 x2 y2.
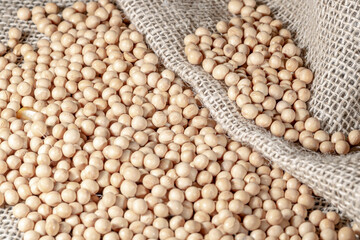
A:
119 0 360 222
0 0 359 239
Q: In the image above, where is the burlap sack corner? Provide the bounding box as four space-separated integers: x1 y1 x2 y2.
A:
0 0 359 238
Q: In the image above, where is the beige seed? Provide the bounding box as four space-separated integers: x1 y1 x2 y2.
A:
299 222 316 237
4 189 19 205
302 137 320 151
299 69 314 84
202 58 217 73
228 0 244 14
241 104 259 120
95 218 111 234
335 140 350 155
187 51 203 65
320 229 337 240
319 141 335 154
314 130 330 142
269 85 284 100
281 109 296 123
266 209 283 225
45 218 60 236
270 120 286 137
17 7 32 21
331 132 346 143
243 215 261 231
255 113 272 128
223 217 240 234
8 133 24 150
348 130 360 146
338 227 356 240
304 117 321 133
284 129 300 142
45 2 59 14
326 212 340 224
9 28 22 40
248 52 264 66
212 64 230 80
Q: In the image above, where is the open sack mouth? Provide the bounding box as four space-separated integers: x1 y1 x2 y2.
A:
0 0 359 240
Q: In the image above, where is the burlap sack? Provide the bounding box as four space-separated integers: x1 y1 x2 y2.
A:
0 0 359 238
119 0 360 221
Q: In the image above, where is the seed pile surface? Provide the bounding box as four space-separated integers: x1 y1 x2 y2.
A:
0 0 357 240
184 0 360 155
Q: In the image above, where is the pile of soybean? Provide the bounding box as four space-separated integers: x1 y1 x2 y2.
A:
0 0 357 240
184 0 360 155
